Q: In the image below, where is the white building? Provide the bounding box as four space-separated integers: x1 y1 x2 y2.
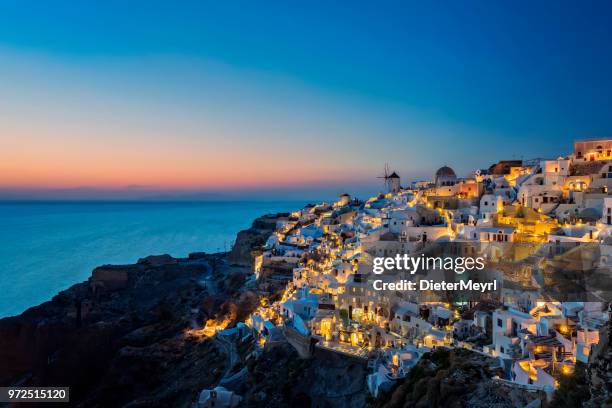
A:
197 387 241 408
492 308 536 357
574 138 612 162
602 197 612 225
387 172 401 194
479 194 503 219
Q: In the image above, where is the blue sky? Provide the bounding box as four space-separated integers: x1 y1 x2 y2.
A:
1 1 612 200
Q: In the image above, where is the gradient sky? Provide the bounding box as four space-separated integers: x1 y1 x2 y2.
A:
1 1 612 200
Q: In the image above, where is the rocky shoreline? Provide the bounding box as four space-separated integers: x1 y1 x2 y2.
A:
0 213 280 407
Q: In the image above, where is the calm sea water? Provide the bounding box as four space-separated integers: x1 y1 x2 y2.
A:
0 201 302 318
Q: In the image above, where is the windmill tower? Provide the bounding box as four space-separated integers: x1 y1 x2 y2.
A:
377 164 401 194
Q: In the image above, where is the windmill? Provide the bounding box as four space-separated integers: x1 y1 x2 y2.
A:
377 163 391 191
377 163 400 193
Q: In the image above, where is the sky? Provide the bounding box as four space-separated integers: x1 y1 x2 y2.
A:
1 1 612 200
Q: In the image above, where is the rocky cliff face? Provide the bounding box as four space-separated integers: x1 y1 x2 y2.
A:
0 206 283 407
373 348 540 408
585 307 612 407
228 213 286 266
0 253 248 407
241 342 368 408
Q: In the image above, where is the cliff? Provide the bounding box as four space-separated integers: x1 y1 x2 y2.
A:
0 212 290 407
585 306 612 407
242 342 368 407
0 255 222 406
373 348 539 408
228 213 287 266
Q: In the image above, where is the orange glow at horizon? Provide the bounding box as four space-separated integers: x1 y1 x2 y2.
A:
0 49 433 194
0 156 370 190
1 128 372 190
0 50 391 193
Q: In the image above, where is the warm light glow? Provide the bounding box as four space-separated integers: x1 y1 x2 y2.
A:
350 332 360 346
186 316 233 338
321 319 332 341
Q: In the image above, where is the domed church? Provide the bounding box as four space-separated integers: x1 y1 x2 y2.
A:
434 166 457 187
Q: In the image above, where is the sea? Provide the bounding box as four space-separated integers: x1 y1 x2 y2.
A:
0 201 304 318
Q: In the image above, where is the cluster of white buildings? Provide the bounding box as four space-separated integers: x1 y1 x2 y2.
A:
243 138 611 400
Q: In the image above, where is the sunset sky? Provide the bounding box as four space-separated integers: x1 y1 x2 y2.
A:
2 1 612 199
